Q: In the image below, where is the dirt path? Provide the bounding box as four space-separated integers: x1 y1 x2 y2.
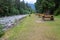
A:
1 15 57 40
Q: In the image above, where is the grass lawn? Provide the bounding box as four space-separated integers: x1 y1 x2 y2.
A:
1 14 60 40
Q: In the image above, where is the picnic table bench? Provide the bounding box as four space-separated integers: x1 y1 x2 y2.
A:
42 14 54 21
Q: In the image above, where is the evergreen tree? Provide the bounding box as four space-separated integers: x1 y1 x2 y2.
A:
0 0 33 17
35 0 60 15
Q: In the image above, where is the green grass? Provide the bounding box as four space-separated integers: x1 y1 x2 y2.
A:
46 16 60 40
1 14 60 40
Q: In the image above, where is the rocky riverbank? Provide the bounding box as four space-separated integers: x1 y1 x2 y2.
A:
0 15 27 31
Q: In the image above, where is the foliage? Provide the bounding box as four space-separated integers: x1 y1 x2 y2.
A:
11 8 19 15
0 0 32 17
54 7 60 16
0 24 4 37
35 0 60 15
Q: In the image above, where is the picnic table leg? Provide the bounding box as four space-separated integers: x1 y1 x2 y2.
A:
50 16 54 21
42 16 45 21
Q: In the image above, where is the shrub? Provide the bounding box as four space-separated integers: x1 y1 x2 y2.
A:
20 8 30 14
23 10 30 14
0 24 4 37
54 7 60 16
54 10 59 16
11 8 20 15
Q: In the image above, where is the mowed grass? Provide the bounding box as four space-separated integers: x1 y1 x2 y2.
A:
1 14 60 40
46 16 60 40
